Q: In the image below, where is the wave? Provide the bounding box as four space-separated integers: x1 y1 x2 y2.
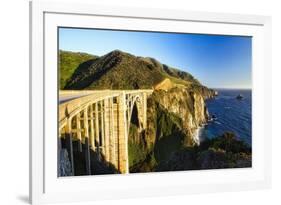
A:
194 125 208 145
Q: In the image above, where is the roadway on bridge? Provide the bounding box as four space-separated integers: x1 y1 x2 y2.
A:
59 90 118 104
59 94 90 104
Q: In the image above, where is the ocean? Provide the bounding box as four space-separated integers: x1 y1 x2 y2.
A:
199 89 252 146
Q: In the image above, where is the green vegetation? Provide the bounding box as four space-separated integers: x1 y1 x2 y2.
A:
129 96 188 172
128 124 148 166
60 50 201 90
200 132 251 154
156 132 252 171
59 50 97 89
153 103 185 162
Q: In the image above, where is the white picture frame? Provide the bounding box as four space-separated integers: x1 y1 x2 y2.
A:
29 1 272 204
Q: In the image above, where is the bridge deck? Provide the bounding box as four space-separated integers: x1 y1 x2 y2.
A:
59 90 153 103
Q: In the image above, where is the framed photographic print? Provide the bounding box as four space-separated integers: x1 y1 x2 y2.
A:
30 1 272 204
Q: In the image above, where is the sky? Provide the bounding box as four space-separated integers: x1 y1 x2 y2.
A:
59 27 252 89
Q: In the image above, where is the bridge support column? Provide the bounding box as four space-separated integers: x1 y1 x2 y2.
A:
104 99 110 163
113 100 119 169
95 103 100 160
101 101 106 158
109 98 117 167
76 113 82 152
83 109 91 175
142 93 147 129
65 120 74 176
89 105 95 150
117 92 129 174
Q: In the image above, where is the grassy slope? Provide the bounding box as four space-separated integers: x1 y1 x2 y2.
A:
59 50 97 89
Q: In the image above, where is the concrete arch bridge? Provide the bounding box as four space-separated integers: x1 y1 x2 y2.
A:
59 89 153 175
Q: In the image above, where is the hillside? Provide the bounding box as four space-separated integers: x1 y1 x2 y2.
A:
59 50 98 89
60 50 201 90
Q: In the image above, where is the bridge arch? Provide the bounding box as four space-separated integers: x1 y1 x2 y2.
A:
126 93 147 132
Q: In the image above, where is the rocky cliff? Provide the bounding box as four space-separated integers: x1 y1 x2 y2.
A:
128 86 215 172
151 88 211 145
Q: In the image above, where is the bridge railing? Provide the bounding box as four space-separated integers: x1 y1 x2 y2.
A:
59 90 153 128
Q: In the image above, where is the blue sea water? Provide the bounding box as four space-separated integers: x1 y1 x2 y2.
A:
199 89 252 146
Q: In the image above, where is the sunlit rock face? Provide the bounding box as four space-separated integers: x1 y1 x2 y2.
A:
149 87 212 146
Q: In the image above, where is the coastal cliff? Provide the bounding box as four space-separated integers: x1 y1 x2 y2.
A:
151 88 211 145
128 87 215 172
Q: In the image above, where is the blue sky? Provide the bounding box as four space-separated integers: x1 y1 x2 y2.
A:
59 27 252 89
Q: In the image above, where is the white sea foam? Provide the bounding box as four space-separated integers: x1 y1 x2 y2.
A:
193 126 205 145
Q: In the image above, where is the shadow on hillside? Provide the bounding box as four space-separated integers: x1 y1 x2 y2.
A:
59 138 120 176
64 59 97 89
64 52 122 89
